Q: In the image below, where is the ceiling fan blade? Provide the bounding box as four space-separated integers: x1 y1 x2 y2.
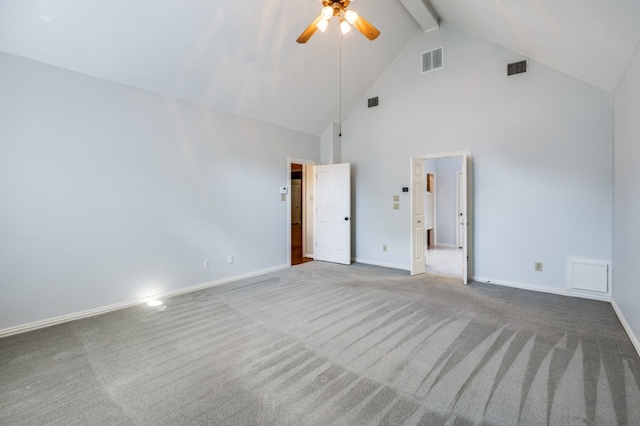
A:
352 15 380 41
297 15 323 44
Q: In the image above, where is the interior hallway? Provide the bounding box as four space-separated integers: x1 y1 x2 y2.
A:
425 246 463 279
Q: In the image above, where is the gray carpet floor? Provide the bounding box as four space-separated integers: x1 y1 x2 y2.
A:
1 262 639 425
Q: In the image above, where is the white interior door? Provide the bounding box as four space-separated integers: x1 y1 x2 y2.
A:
315 163 351 265
456 172 463 248
410 159 425 275
460 155 469 284
426 192 434 231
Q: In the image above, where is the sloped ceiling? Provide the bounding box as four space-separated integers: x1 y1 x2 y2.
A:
429 0 640 93
1 0 639 136
0 0 419 136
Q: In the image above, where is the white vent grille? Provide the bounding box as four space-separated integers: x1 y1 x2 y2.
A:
422 47 443 73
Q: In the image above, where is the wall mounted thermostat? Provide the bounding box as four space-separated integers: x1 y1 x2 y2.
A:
402 187 409 192
280 186 288 194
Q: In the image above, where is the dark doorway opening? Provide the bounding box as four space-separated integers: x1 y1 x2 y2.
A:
291 163 313 266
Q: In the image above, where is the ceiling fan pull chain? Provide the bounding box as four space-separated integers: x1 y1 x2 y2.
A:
339 29 342 137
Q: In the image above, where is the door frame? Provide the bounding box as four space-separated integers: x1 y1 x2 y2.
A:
426 172 437 248
411 150 473 283
287 157 318 267
455 171 463 248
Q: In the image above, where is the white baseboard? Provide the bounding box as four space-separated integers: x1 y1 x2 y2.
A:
472 276 612 302
611 298 640 357
353 258 410 271
0 264 288 339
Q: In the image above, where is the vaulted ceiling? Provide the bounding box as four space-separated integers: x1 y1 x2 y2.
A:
1 0 639 136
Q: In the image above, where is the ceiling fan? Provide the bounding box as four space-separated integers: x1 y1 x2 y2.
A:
296 0 380 43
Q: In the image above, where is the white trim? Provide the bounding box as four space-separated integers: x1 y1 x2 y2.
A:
611 298 640 357
419 150 472 160
304 253 315 259
353 257 410 271
0 264 288 339
455 171 463 248
473 276 612 302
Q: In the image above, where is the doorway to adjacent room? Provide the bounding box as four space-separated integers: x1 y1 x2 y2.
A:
410 151 472 283
290 163 313 266
287 158 318 266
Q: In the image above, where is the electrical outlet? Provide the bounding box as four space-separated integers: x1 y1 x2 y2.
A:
535 262 542 272
228 255 234 264
393 203 399 210
204 260 209 269
383 245 387 252
393 195 399 202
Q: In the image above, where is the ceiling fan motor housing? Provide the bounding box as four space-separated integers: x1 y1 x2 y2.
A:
323 0 350 15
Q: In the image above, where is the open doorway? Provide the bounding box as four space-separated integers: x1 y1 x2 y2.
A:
410 151 472 283
287 158 318 266
291 163 313 265
424 157 463 278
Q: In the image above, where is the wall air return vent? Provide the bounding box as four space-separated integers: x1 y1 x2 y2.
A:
507 60 527 76
422 47 443 73
368 97 379 108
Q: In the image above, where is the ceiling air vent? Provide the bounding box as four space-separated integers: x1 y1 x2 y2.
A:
422 47 443 73
507 60 527 76
368 96 379 108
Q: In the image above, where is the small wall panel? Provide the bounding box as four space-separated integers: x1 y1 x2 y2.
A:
569 259 609 293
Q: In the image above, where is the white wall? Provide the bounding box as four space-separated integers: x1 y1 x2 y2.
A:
320 122 341 165
0 52 319 331
342 23 612 292
612 43 640 351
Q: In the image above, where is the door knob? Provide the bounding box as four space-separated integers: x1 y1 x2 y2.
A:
344 217 349 221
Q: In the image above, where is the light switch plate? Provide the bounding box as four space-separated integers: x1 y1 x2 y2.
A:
393 195 399 202
393 203 399 210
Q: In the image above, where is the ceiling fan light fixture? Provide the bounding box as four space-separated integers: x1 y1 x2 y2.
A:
321 6 334 20
340 19 352 34
295 1 379 44
344 10 358 25
317 18 329 32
